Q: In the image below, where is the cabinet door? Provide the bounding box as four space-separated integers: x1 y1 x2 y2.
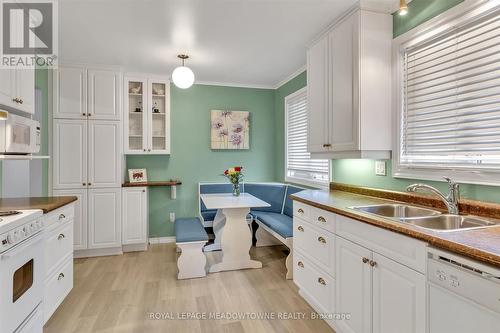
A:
329 11 359 152
147 79 170 153
335 236 372 333
372 253 426 333
122 187 148 245
124 78 148 153
52 189 88 250
53 119 87 189
307 36 330 153
88 188 121 249
0 69 16 109
15 68 35 114
87 121 121 188
54 65 87 119
88 69 121 120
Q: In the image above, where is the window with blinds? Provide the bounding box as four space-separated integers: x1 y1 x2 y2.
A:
400 10 500 171
285 88 329 186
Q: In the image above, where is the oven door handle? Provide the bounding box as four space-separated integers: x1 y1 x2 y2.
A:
1 232 43 260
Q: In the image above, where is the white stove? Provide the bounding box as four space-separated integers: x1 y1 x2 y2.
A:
0 209 44 333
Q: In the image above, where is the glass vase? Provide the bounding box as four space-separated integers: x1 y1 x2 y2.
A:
232 183 241 197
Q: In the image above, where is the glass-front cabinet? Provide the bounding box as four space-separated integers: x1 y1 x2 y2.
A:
124 77 170 154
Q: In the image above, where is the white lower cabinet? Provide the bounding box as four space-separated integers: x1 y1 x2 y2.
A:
293 201 427 333
122 187 148 250
53 189 87 250
88 188 122 249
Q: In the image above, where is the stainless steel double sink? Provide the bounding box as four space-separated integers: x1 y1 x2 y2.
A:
350 204 498 232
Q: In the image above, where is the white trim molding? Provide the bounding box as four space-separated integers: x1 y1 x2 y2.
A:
392 0 500 186
149 236 176 244
274 65 306 89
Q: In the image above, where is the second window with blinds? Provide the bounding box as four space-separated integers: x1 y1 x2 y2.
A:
285 87 329 187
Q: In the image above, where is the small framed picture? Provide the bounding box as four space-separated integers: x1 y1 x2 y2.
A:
128 169 147 183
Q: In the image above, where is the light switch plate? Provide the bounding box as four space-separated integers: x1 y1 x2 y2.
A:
170 212 175 223
375 160 386 176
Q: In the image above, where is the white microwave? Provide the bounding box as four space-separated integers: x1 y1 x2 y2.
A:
0 113 40 154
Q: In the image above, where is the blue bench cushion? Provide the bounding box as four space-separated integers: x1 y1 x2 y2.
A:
175 218 208 243
251 211 293 238
245 183 286 213
199 183 234 220
283 185 304 217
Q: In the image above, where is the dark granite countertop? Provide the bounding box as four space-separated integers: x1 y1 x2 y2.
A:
290 189 500 268
0 196 78 213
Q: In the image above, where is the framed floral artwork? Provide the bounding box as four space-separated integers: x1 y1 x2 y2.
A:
128 169 147 183
210 110 250 149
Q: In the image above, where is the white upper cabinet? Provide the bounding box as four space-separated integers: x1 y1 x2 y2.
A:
124 76 171 154
54 65 87 119
54 65 121 120
0 68 35 114
307 9 392 159
88 69 121 120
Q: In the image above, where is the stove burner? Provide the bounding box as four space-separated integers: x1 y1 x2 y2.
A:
0 211 21 217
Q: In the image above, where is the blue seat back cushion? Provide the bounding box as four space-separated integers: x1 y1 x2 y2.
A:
283 186 304 217
245 183 286 213
199 183 234 212
175 218 208 243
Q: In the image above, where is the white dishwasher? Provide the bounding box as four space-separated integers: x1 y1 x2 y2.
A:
428 248 500 333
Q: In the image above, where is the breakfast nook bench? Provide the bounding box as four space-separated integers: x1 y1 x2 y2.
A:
175 217 209 279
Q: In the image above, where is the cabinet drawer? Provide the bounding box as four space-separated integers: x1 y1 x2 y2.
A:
336 214 427 273
44 257 73 323
45 222 74 277
294 250 335 313
310 206 336 233
294 219 335 276
44 204 75 229
293 201 311 221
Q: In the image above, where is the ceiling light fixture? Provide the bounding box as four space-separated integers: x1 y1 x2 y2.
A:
172 54 195 89
399 0 408 16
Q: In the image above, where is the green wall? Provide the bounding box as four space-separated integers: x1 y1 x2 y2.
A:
393 0 464 37
274 71 307 182
127 85 276 238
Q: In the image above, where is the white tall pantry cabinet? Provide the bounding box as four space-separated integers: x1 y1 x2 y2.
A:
53 64 123 257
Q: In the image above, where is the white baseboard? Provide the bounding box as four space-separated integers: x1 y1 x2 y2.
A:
74 247 123 258
149 236 176 244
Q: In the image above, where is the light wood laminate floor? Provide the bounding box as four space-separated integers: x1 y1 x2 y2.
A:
44 244 334 333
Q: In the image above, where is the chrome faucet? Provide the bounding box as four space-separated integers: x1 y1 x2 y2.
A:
406 177 460 215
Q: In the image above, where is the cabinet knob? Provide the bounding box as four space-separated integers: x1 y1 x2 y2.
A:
318 236 326 244
58 233 65 240
18 98 23 104
88 113 91 116
318 277 326 285
82 183 86 186
82 113 86 116
297 208 304 214
58 213 65 220
323 143 331 148
142 189 146 193
12 98 19 103
297 261 304 268
58 273 65 280
317 216 326 223
148 149 151 152
88 183 92 186
369 260 377 267
297 226 304 232
362 257 369 264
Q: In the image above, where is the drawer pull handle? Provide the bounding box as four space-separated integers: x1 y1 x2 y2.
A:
297 226 304 232
318 236 326 244
58 273 65 280
297 261 304 268
19 98 23 104
322 144 331 148
59 214 66 220
362 257 369 264
318 277 326 285
297 208 304 214
369 260 377 267
58 234 65 240
317 216 326 223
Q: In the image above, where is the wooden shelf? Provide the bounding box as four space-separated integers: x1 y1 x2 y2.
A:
122 180 182 187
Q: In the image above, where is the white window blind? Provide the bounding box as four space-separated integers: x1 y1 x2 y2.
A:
286 88 329 186
401 11 500 170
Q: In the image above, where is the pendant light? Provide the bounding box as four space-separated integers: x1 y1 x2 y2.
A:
399 0 408 16
172 54 195 89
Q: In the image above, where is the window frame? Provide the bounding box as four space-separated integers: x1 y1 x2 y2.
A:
284 87 330 188
393 0 500 186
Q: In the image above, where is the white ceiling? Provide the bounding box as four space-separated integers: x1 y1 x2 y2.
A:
59 0 385 88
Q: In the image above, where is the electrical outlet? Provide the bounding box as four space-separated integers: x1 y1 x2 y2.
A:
170 212 175 223
375 160 386 176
